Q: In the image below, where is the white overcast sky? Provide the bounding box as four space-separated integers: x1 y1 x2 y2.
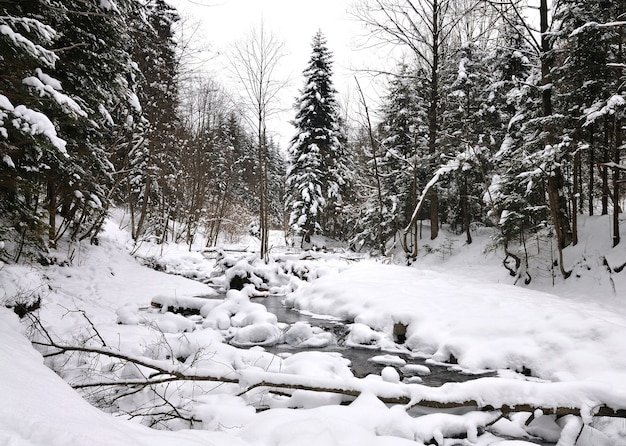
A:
166 0 388 148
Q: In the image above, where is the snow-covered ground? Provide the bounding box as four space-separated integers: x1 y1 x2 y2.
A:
1 215 626 445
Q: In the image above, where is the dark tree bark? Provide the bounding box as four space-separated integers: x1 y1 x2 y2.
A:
47 179 57 247
540 0 571 275
613 117 621 247
589 124 595 216
572 149 579 246
602 117 610 215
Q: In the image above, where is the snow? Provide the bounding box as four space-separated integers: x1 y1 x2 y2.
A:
0 309 235 446
12 104 68 153
370 354 407 367
287 261 626 385
23 68 88 117
284 321 335 347
0 93 13 111
584 94 626 125
128 91 142 113
2 154 15 168
2 215 626 445
99 0 120 12
0 22 57 67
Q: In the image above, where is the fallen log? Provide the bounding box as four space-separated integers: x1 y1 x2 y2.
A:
33 337 626 421
237 369 626 420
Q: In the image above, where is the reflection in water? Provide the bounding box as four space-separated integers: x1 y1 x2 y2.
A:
251 295 494 386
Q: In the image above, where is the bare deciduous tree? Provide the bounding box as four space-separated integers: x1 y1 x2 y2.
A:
352 0 480 242
228 22 287 261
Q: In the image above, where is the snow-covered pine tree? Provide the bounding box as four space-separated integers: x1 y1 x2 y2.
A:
351 64 428 253
486 1 574 278
379 65 428 234
120 0 182 241
487 16 550 277
286 30 348 245
437 41 503 244
44 0 143 246
0 0 139 259
552 0 624 246
0 0 63 258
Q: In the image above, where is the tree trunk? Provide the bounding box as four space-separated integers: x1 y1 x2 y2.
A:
613 117 621 247
429 189 439 240
34 334 626 422
572 149 579 246
428 0 440 241
588 124 594 216
613 16 623 247
135 173 151 240
258 125 269 261
47 178 57 248
539 0 571 277
462 179 472 244
602 117 610 215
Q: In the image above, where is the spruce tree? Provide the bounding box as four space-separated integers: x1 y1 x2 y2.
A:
0 0 63 258
352 64 428 253
286 30 347 245
129 0 182 240
0 0 138 259
488 18 549 277
437 41 503 243
379 65 428 232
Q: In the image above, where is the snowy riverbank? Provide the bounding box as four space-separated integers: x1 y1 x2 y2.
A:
2 216 626 445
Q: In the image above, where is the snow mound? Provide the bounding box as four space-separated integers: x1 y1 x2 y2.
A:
231 323 282 347
202 290 280 344
284 321 335 347
151 294 215 314
116 305 196 333
370 354 407 367
287 261 626 385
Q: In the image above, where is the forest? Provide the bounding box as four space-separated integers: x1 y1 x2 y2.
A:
1 0 625 279
3 2 626 445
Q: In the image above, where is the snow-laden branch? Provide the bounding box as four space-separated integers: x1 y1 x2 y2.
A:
33 336 626 421
570 21 626 37
0 94 68 153
403 157 459 236
34 340 240 384
239 368 626 421
584 95 626 127
599 162 626 171
0 19 57 67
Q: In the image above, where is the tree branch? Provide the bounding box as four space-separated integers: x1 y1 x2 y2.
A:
29 317 626 421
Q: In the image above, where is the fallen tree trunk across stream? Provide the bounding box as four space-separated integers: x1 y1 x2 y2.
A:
35 339 626 421
237 368 626 420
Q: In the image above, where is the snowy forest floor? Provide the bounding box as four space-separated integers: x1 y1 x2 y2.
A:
1 213 626 446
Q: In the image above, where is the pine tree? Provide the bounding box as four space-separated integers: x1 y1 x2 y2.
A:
352 64 428 253
0 0 139 259
102 0 184 242
45 0 142 245
437 41 503 243
286 30 348 245
487 17 550 277
380 65 428 232
552 0 624 246
0 0 63 258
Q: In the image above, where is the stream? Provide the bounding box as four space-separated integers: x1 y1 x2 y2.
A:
249 295 494 386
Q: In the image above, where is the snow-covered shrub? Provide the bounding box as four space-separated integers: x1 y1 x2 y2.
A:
0 263 45 318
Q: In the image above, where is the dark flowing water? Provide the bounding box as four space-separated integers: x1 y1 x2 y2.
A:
190 291 552 445
250 295 494 386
